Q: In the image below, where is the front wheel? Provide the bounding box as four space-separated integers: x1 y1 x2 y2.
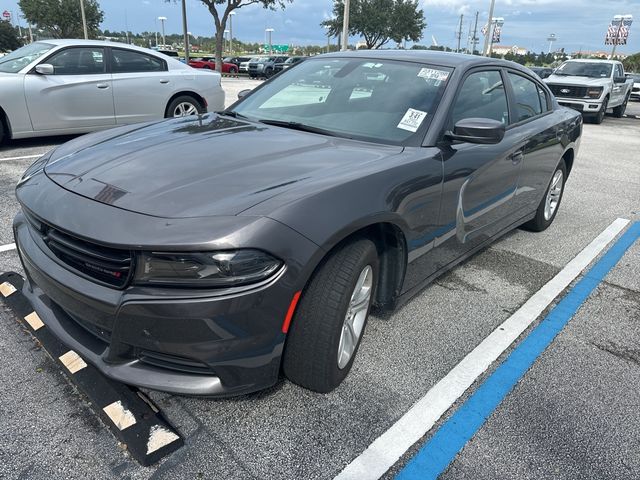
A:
522 159 566 232
282 238 378 393
228 66 238 74
593 97 609 124
165 95 203 118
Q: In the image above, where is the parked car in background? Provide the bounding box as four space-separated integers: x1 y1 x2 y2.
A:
629 73 640 101
529 66 554 79
248 56 288 78
189 56 238 74
240 57 259 73
544 59 633 124
13 51 581 397
274 56 305 74
0 40 225 143
224 56 251 70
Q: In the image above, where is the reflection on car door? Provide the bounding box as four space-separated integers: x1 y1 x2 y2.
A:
24 47 115 131
110 48 171 124
433 69 523 270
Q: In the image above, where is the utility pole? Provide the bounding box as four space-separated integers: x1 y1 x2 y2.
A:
456 14 464 53
229 12 235 54
181 0 190 62
79 0 88 39
471 11 479 54
341 0 350 51
482 0 495 56
465 18 472 53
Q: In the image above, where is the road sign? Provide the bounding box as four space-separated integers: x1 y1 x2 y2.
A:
262 44 289 53
2 10 11 19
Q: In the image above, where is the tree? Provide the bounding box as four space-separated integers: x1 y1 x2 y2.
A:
321 0 425 50
0 21 22 51
623 52 640 73
19 0 104 39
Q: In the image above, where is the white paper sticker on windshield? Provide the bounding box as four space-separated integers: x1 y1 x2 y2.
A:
397 108 428 132
417 68 449 81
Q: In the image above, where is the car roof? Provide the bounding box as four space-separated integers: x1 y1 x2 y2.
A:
318 49 533 74
36 39 167 55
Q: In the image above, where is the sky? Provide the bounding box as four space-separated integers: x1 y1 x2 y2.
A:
1 0 639 54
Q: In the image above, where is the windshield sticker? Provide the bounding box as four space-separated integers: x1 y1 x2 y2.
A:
397 108 428 132
417 68 450 82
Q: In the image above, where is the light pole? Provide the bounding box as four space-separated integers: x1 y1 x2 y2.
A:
265 28 274 54
180 0 190 63
482 0 495 56
79 0 88 39
224 30 230 52
547 33 556 54
341 0 350 51
158 16 167 47
229 11 236 54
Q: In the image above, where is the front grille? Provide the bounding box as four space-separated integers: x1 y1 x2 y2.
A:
633 87 640 93
547 84 589 99
137 349 214 375
25 210 133 288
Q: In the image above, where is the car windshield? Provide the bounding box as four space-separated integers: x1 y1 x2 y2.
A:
0 42 55 73
554 61 612 78
231 57 452 145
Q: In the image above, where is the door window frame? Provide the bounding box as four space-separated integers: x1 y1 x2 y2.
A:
109 47 168 74
31 45 108 75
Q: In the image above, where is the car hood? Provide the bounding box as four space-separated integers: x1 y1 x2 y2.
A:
44 114 402 218
545 75 609 86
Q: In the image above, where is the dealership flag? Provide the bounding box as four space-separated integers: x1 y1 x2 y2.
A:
492 25 502 43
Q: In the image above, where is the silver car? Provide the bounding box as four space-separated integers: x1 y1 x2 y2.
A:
0 39 225 143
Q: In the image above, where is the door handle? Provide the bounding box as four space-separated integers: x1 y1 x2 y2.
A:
510 150 524 164
160 79 170 84
96 83 109 89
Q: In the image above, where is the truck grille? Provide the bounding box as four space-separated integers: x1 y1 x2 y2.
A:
25 211 133 289
547 84 589 99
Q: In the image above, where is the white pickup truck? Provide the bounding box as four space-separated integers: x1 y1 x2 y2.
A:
544 59 634 124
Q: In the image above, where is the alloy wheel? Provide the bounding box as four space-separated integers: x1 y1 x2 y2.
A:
544 169 564 221
337 265 373 369
173 102 198 117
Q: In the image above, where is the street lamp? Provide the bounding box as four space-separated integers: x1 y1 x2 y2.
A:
547 33 557 54
224 29 230 52
79 0 88 39
158 16 167 47
341 0 350 51
229 11 236 54
265 27 274 54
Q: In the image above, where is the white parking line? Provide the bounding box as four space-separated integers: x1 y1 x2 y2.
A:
0 154 42 162
335 217 630 480
0 243 17 253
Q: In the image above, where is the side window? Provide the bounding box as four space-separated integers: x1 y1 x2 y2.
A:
537 84 549 112
111 49 166 73
508 72 542 122
451 70 509 126
615 64 624 78
47 47 105 75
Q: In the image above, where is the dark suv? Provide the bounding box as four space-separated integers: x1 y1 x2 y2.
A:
248 56 287 78
274 56 305 74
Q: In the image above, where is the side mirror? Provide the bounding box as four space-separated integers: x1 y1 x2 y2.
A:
613 76 627 84
35 64 54 75
446 118 505 145
237 89 251 100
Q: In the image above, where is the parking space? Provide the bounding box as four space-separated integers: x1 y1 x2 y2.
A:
0 81 639 480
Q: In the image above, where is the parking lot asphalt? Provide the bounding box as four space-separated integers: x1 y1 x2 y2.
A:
0 80 638 480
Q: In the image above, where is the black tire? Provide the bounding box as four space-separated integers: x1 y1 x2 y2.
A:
264 68 273 78
522 159 567 232
612 94 630 118
282 238 379 393
229 66 238 74
203 65 212 70
165 95 204 118
593 97 608 124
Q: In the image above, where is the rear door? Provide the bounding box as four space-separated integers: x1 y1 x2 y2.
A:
24 46 115 131
109 47 172 124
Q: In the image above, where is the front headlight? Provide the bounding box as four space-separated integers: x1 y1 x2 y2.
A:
586 87 603 99
134 250 283 288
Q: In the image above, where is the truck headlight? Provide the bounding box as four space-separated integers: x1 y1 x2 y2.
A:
134 250 283 288
586 87 603 99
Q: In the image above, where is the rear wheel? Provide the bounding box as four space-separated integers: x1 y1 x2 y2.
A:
522 159 566 232
612 94 630 118
165 95 203 118
282 238 378 393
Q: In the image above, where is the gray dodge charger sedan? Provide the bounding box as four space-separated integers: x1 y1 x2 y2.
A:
0 39 225 143
13 51 582 396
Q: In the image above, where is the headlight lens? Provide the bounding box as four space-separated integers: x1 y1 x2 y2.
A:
134 250 282 288
586 87 603 99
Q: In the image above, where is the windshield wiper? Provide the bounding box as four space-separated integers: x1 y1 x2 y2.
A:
257 119 348 138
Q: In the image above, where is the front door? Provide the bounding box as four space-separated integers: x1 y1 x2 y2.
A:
24 46 115 131
433 69 523 270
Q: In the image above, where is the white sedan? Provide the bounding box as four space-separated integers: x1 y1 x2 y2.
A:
0 39 225 143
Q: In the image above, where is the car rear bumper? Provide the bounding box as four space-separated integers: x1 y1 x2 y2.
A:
13 212 303 397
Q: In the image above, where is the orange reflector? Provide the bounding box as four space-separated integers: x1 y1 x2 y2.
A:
281 291 302 334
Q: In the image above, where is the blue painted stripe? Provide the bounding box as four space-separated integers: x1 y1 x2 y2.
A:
396 221 640 480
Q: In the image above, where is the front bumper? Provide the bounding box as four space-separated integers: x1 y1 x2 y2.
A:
556 98 604 115
13 210 316 396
